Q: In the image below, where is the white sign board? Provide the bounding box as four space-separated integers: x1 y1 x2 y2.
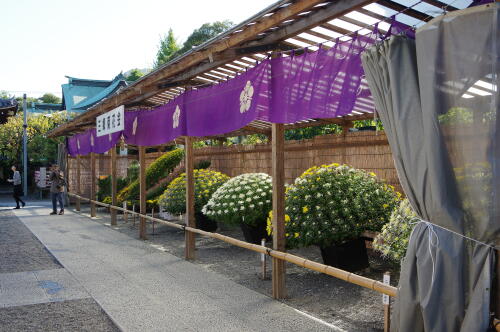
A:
39 167 46 188
382 273 390 305
96 105 124 137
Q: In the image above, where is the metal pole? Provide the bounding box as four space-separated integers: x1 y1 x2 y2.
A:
22 94 28 197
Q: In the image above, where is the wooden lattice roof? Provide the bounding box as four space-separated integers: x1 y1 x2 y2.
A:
48 0 473 138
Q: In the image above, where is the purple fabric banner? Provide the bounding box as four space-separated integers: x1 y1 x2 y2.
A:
185 61 271 137
67 21 412 156
123 94 187 146
67 128 121 156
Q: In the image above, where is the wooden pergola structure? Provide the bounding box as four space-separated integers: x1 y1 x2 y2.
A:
48 0 481 319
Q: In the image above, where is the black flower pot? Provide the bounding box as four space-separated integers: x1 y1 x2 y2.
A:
195 212 218 232
240 223 270 244
320 238 369 272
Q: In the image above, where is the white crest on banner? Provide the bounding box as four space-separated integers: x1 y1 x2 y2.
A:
77 139 80 150
132 117 138 135
239 81 254 113
108 133 112 142
90 134 94 147
173 105 181 128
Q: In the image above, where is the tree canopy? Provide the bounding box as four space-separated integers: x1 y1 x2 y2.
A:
154 28 180 68
0 112 68 178
177 21 234 55
154 21 234 68
125 69 146 82
39 93 61 104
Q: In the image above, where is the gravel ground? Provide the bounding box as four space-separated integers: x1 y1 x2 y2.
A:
86 205 400 332
0 209 61 273
0 298 120 332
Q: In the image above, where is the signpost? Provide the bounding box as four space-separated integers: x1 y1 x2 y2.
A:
96 105 124 137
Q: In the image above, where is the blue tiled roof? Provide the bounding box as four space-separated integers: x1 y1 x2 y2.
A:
61 73 127 112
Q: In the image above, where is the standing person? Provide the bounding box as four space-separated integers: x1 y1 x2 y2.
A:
7 165 25 209
49 164 65 215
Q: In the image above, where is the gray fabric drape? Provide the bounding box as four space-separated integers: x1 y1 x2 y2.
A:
361 4 499 331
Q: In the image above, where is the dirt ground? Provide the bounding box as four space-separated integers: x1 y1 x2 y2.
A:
82 205 400 332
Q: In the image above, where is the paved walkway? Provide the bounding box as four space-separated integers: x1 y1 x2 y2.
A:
6 201 336 332
0 203 118 332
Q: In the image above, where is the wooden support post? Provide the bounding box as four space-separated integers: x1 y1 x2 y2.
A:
76 154 81 211
185 136 196 260
271 123 286 299
90 152 96 217
139 146 147 240
110 146 117 226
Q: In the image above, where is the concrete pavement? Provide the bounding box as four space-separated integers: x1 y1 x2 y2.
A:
9 201 338 332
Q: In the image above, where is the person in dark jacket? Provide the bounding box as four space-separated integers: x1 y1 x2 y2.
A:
7 165 25 209
49 164 65 215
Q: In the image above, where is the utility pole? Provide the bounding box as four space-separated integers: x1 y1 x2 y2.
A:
22 94 28 197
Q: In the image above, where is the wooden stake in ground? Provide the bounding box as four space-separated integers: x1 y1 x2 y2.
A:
110 146 117 226
90 152 96 217
271 123 286 299
185 136 196 260
139 146 147 240
383 272 391 332
76 154 81 211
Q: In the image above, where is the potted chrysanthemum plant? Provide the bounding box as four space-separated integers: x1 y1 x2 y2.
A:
277 163 399 272
202 173 272 244
159 169 230 231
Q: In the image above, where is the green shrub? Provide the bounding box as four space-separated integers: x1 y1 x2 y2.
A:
97 176 128 202
271 163 399 248
146 159 212 201
202 173 272 226
117 148 184 203
374 199 417 262
127 160 140 182
159 169 229 215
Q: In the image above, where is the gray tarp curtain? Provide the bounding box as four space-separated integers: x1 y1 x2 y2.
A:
361 4 499 332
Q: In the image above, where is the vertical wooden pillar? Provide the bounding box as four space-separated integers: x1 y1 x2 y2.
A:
110 146 117 226
271 123 286 299
185 136 196 260
139 146 147 240
76 154 81 211
90 152 96 217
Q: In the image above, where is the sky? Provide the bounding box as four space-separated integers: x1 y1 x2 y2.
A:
0 0 276 99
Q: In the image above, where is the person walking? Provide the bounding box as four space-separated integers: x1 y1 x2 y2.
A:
49 164 65 215
7 165 25 209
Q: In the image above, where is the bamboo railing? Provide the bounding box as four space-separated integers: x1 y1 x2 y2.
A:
68 192 397 297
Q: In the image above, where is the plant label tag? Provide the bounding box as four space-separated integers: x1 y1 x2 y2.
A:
261 239 266 262
382 273 390 305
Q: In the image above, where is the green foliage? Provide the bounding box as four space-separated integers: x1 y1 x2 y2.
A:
438 107 473 125
154 28 180 68
125 69 145 82
203 173 272 226
352 119 384 130
97 176 128 202
145 159 211 201
147 149 185 186
177 21 233 56
117 149 184 202
159 169 229 215
272 163 399 248
0 112 68 171
127 160 140 182
374 199 417 262
284 124 341 141
39 93 61 104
